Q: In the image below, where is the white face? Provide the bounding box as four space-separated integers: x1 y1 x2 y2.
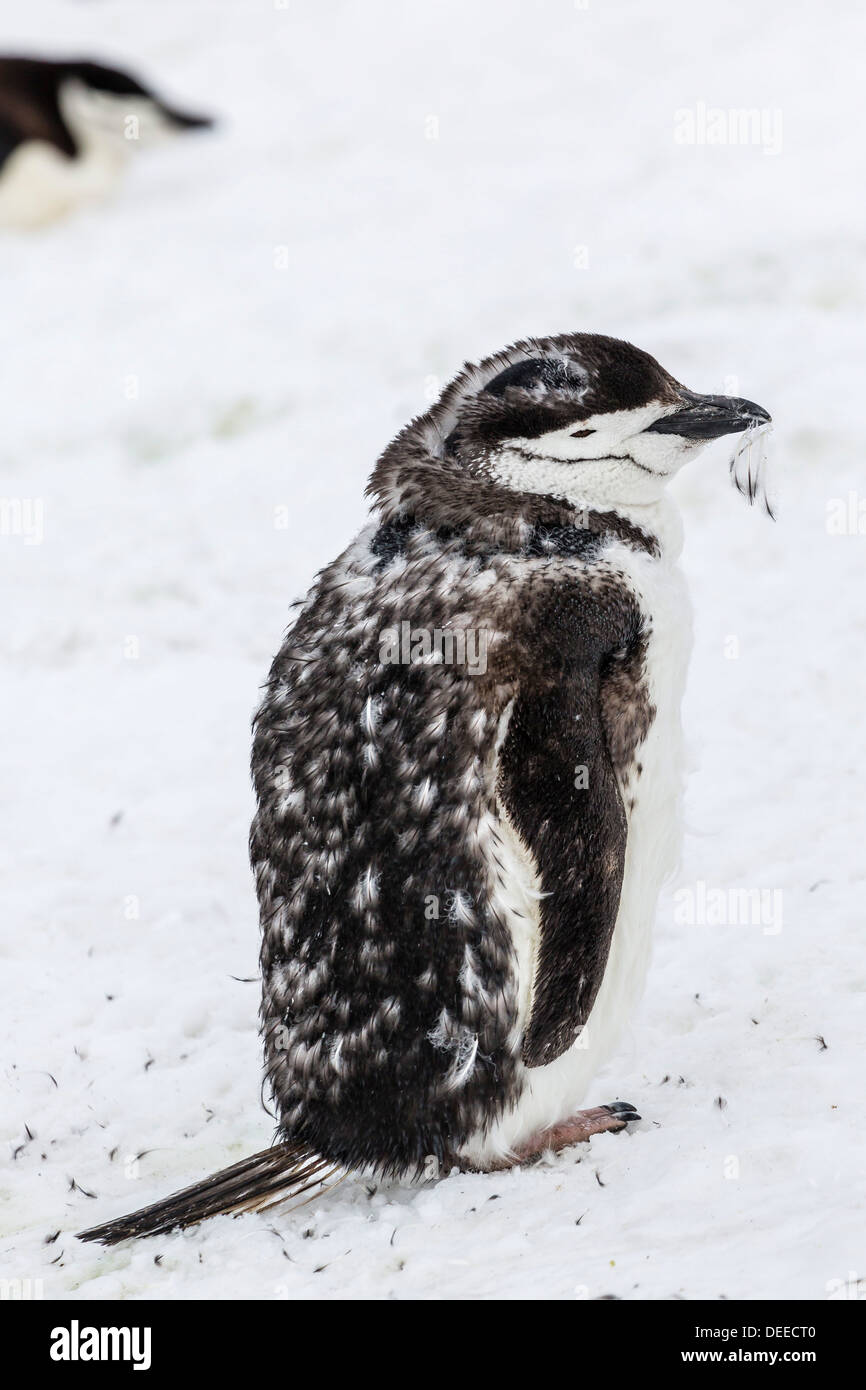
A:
487 401 703 509
60 81 180 151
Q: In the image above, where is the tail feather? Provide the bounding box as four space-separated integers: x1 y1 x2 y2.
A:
76 1143 341 1246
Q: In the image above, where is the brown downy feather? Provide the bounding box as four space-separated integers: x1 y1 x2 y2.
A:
76 1143 342 1246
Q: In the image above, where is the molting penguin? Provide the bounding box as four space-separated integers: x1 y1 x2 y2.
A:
0 55 212 228
78 332 771 1244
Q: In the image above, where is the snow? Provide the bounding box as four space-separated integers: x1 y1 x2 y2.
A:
2 0 864 1301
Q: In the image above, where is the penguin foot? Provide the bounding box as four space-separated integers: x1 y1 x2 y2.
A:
456 1101 641 1172
511 1101 641 1165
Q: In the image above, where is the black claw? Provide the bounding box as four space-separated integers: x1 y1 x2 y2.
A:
603 1101 642 1124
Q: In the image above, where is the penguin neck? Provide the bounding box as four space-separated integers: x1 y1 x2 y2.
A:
366 435 677 561
562 491 683 562
485 445 684 562
58 80 131 167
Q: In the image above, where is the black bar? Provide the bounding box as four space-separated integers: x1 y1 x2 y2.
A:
6 1298 858 1374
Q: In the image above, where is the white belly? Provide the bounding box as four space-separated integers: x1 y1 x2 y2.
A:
0 139 124 229
462 539 692 1164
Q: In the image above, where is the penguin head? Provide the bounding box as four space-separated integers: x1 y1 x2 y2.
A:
435 333 771 508
58 60 213 153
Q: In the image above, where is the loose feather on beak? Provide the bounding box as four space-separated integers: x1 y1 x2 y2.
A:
728 421 776 519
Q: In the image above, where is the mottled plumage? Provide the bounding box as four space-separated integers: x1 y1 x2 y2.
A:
79 332 770 1243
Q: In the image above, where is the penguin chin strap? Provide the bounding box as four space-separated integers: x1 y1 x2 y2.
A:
728 421 776 519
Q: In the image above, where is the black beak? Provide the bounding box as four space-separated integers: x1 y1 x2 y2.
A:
645 391 771 441
158 102 215 131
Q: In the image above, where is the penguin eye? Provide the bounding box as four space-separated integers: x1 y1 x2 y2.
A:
571 428 595 438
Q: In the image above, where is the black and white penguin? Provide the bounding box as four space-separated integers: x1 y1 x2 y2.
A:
0 55 212 227
79 333 771 1243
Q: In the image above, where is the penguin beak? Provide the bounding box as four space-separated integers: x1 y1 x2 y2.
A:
156 100 215 130
645 391 772 440
161 107 215 130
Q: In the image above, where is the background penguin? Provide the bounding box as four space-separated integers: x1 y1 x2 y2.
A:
0 55 212 228
78 332 771 1244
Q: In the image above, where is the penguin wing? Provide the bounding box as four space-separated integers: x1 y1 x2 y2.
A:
497 583 647 1069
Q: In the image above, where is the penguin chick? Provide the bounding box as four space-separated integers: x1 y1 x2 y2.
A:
0 55 212 228
78 332 770 1243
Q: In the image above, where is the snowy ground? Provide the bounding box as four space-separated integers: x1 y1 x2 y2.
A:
2 0 865 1301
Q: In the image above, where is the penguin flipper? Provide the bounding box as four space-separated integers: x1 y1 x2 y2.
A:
497 603 636 1070
76 1142 340 1245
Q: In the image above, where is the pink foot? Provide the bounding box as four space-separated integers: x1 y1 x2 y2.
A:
513 1100 640 1162
463 1101 641 1172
